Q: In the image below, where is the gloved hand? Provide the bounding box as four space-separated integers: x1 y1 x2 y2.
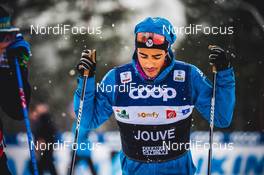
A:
7 46 30 68
208 45 231 71
76 49 96 77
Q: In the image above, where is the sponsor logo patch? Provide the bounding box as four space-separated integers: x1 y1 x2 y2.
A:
116 109 129 119
181 108 190 115
142 146 168 156
120 71 132 83
146 38 153 47
173 70 185 82
166 110 177 119
134 129 175 141
138 112 159 118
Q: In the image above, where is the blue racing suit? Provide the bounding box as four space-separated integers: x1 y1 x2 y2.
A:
74 55 235 175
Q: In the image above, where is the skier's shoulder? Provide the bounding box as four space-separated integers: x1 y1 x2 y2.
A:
102 62 134 84
114 62 134 72
174 59 205 78
174 59 189 66
8 33 31 53
174 59 196 70
104 62 132 76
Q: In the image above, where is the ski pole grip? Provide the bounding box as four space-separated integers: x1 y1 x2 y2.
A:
83 49 96 77
212 65 217 73
83 70 89 76
91 49 96 63
208 45 214 49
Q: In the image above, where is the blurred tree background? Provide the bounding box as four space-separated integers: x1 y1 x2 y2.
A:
0 0 263 134
178 0 264 132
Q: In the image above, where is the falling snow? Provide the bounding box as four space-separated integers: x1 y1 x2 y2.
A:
69 69 76 76
61 112 66 117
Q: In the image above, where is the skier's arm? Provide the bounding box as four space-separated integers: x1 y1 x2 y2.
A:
74 69 115 129
191 65 235 128
1 35 31 120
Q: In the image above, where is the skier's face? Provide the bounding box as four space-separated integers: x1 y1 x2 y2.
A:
137 48 167 78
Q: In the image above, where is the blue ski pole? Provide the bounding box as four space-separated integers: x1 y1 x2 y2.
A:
207 65 217 175
14 58 39 175
207 45 217 175
69 49 96 175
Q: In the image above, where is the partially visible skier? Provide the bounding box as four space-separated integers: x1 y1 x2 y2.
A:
74 17 235 175
0 5 31 175
29 103 58 175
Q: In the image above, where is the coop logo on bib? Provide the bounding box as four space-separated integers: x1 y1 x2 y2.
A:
129 86 176 101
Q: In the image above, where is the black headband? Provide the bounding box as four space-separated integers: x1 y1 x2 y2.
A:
135 38 169 51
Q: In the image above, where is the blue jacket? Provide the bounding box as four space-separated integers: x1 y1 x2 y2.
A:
74 56 235 174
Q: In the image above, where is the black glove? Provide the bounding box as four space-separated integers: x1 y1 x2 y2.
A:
208 45 231 71
76 49 96 77
7 46 30 68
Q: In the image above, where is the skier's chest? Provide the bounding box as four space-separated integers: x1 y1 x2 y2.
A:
114 66 192 106
113 65 193 125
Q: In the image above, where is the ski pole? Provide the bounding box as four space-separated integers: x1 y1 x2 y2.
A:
14 58 39 175
69 49 96 175
207 45 217 175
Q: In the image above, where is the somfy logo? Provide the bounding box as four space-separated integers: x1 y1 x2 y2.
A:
129 86 176 101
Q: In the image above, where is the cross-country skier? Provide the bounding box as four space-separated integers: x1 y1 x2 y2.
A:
0 6 31 175
74 17 235 175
